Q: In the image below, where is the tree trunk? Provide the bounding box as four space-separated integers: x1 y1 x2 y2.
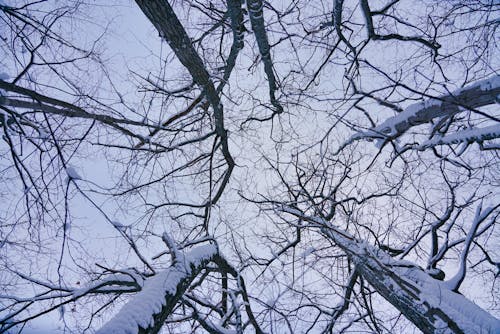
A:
96 245 218 334
322 227 500 334
285 209 500 333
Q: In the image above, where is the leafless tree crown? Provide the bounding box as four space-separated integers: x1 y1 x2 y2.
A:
0 1 499 333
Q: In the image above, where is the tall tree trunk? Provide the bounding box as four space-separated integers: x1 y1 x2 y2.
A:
96 245 218 334
285 209 500 333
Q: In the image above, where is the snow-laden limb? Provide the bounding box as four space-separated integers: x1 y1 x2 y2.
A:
186 295 238 334
334 75 500 155
416 124 500 150
281 208 500 334
345 239 500 334
0 271 143 332
96 244 218 334
444 204 495 292
72 271 143 298
365 75 500 138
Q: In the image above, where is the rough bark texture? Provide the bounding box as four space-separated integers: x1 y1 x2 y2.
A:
97 246 218 334
323 226 500 334
283 210 500 334
135 0 234 206
247 0 283 113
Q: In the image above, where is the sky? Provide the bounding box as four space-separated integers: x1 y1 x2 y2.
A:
1 1 499 333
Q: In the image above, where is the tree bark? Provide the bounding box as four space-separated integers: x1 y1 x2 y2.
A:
96 245 218 334
283 209 500 334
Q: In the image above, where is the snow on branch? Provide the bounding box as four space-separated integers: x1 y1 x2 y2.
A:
416 124 500 150
366 75 500 138
0 270 144 332
335 75 500 154
96 244 218 334
72 272 142 298
280 207 500 334
445 204 497 292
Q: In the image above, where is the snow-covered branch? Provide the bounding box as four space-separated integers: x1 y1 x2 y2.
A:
416 124 500 150
335 75 500 154
365 75 500 139
0 272 142 332
96 244 218 334
281 208 500 334
445 204 497 292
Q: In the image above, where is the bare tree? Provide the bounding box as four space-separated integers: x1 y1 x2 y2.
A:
0 0 499 333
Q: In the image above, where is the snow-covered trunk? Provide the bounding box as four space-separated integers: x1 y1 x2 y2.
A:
282 209 499 333
320 227 500 334
96 245 218 334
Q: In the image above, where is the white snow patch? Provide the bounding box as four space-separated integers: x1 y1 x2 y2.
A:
96 244 217 334
356 75 500 143
453 75 500 95
288 211 500 334
72 273 140 298
417 124 500 149
369 98 442 137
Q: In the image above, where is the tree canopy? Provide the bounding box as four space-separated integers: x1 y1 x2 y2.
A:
0 1 499 333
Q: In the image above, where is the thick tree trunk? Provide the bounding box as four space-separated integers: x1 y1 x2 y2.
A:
285 210 500 333
135 0 235 206
96 245 218 334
